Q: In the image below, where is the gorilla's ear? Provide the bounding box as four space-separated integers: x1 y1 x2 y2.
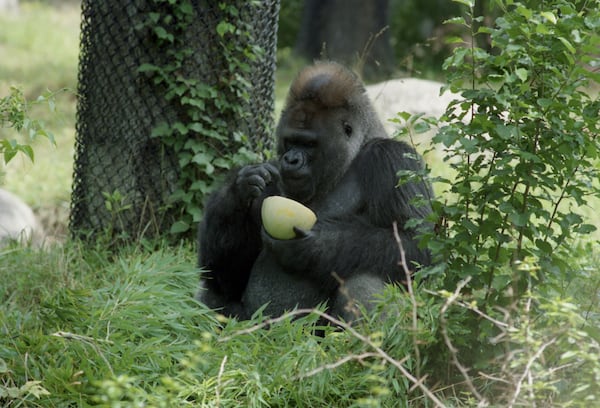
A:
287 61 366 109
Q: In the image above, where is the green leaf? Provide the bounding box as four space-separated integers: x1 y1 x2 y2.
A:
446 36 465 45
216 21 234 37
138 63 159 73
395 111 411 121
188 122 206 134
181 96 205 109
515 68 528 82
540 11 557 24
535 239 553 254
558 36 575 53
173 122 188 135
508 212 529 227
537 98 553 108
459 137 478 153
3 148 17 163
575 224 597 235
515 5 533 20
20 144 34 162
170 221 190 234
444 16 467 26
453 0 474 8
495 124 515 140
153 26 174 42
536 23 552 35
192 153 215 174
413 121 431 134
151 122 171 138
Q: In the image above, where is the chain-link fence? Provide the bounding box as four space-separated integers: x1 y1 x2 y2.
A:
70 0 280 240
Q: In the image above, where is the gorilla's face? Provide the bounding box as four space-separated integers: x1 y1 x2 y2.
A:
276 101 365 204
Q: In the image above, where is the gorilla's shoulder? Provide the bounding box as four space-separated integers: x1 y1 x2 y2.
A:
356 137 430 225
359 138 422 170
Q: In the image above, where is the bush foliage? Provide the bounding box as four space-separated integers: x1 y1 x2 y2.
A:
0 86 57 168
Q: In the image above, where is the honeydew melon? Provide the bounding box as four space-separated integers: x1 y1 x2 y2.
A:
261 196 317 240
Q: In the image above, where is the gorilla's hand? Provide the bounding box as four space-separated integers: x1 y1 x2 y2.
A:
261 226 316 273
235 163 280 204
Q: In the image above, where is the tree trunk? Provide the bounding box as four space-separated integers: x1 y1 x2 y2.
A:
70 0 279 241
295 0 394 80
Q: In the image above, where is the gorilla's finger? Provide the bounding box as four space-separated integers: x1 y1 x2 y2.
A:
247 186 262 198
250 163 278 185
262 163 281 182
256 167 272 184
237 165 256 178
293 226 310 239
246 175 267 190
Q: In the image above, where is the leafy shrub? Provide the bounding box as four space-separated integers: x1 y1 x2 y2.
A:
0 86 57 168
396 0 600 404
419 0 600 305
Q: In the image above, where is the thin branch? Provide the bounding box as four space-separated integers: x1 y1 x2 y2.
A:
508 338 557 408
356 26 389 75
439 277 487 404
393 222 421 381
295 352 382 380
423 288 510 328
478 371 512 385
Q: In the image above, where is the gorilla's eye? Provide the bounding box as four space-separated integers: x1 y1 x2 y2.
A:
343 122 353 138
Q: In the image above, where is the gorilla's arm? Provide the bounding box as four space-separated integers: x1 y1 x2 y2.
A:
198 162 281 310
263 139 433 292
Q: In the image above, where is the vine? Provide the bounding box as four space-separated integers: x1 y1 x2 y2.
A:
136 1 268 236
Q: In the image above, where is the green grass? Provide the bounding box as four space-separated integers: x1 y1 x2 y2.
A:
2 240 599 406
0 241 431 406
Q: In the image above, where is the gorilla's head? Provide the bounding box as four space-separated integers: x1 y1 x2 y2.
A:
275 61 387 204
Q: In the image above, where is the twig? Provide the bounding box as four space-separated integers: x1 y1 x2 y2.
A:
295 352 381 379
356 26 389 75
423 288 510 328
508 337 557 408
478 371 512 385
439 277 488 405
392 222 421 381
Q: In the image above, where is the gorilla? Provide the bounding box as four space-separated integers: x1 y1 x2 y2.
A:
197 61 433 321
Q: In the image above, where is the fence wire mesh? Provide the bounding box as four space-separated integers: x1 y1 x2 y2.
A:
70 0 280 240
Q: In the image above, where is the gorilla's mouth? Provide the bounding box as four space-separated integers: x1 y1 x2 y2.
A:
282 176 315 202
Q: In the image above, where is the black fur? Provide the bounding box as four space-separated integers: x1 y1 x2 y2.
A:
197 61 433 321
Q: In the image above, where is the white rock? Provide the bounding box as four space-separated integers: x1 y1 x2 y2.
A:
0 188 44 248
0 0 19 14
367 78 459 136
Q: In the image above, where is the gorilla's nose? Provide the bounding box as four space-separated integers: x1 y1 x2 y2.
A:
282 150 306 172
